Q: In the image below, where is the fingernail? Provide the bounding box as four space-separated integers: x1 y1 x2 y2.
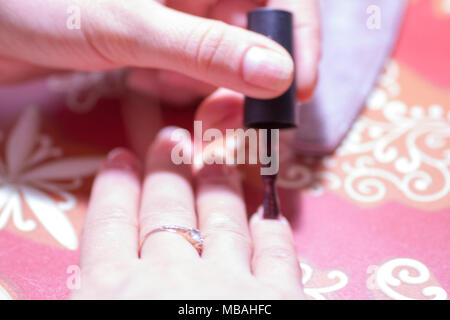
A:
250 206 289 225
156 126 180 141
151 127 192 168
103 148 141 175
242 47 294 91
250 207 263 224
155 126 192 152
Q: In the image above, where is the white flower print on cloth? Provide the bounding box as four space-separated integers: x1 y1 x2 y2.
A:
278 60 450 211
299 259 349 300
46 70 125 114
0 283 12 300
0 107 103 250
367 258 448 300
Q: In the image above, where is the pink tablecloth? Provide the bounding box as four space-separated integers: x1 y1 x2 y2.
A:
0 0 449 299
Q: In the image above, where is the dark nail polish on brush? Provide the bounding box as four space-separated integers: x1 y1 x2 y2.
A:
261 131 280 219
245 8 297 219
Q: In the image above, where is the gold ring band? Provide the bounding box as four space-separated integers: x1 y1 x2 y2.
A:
139 225 204 255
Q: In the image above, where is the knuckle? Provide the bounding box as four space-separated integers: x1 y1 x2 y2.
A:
140 203 194 231
82 1 135 66
258 246 296 263
82 262 127 288
194 21 228 74
205 217 250 244
144 203 193 220
145 198 193 215
87 205 137 230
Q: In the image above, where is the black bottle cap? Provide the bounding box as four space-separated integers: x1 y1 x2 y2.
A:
244 8 297 129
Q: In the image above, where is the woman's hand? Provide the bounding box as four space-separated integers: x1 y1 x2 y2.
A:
0 0 320 101
72 127 304 299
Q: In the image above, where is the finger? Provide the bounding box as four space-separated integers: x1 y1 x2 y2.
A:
166 0 218 17
120 90 163 160
195 88 244 133
267 0 321 100
139 127 198 260
0 56 62 84
209 0 260 28
80 149 141 268
158 71 216 97
250 210 303 296
121 2 295 99
196 162 251 272
0 0 294 99
126 70 201 107
126 69 215 107
195 88 262 171
125 69 161 101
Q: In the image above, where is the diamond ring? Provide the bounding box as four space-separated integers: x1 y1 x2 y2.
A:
140 225 204 255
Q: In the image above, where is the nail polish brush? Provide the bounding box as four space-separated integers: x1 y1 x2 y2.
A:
244 8 297 219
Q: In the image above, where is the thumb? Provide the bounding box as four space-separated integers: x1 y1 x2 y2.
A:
0 0 294 99
90 1 295 99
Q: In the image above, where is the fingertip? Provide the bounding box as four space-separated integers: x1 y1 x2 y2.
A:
295 45 320 102
146 126 193 177
296 72 318 102
156 126 190 141
101 148 142 180
196 89 244 131
242 46 295 98
295 26 321 102
250 207 290 228
150 126 191 156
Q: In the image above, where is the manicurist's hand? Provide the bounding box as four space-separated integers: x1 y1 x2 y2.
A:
72 127 304 299
0 0 320 101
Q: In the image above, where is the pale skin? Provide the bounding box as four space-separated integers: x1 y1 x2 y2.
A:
1 0 319 299
0 0 320 101
72 127 304 299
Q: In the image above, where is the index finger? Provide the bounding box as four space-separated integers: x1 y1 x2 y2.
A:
267 0 321 101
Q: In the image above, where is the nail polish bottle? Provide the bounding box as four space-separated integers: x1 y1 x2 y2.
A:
244 8 297 219
245 8 297 130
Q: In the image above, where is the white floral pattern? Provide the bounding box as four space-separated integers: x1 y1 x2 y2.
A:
440 0 450 13
338 101 450 204
300 260 349 300
370 258 448 300
0 107 103 250
0 283 12 300
46 70 125 114
279 60 450 210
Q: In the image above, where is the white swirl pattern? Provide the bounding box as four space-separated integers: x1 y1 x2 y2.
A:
339 101 450 203
47 70 125 113
300 261 349 300
0 284 12 300
375 258 448 300
279 60 450 207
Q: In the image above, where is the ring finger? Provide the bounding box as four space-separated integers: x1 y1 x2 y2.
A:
196 162 251 272
139 127 198 260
